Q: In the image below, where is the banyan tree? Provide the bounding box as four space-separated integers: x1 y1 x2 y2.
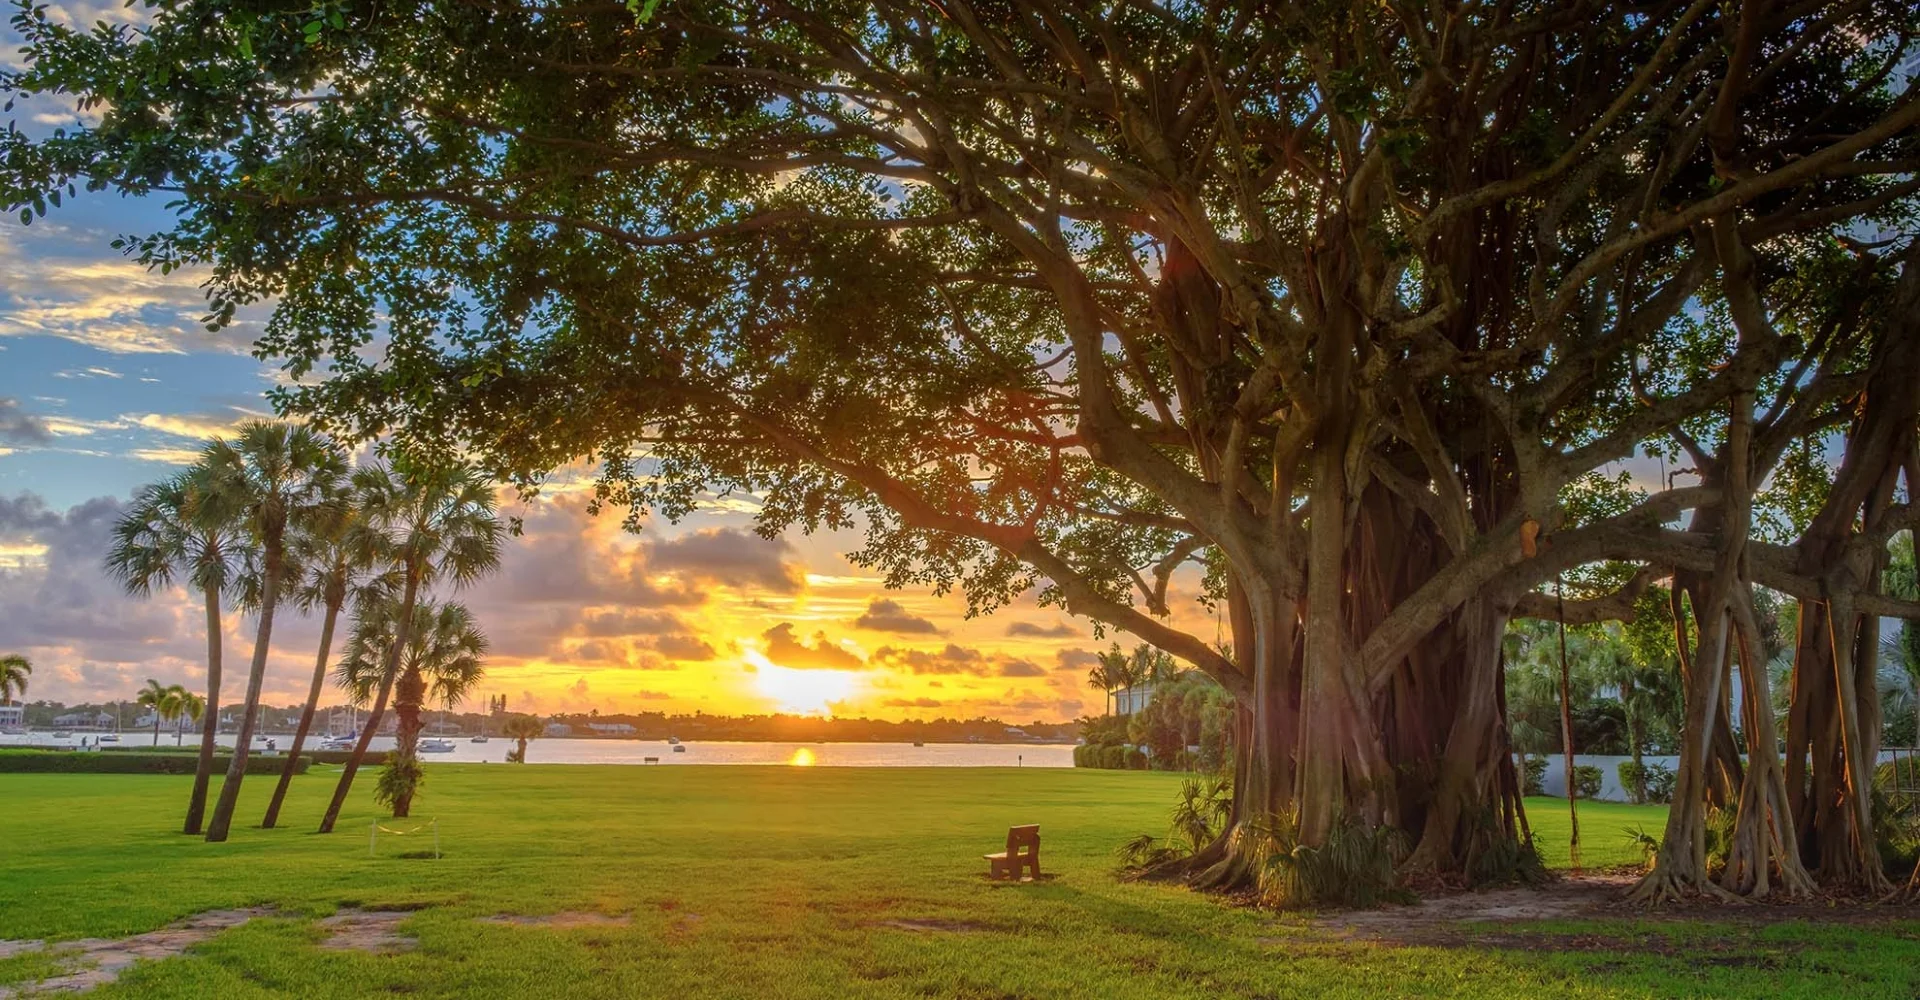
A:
6 0 1918 899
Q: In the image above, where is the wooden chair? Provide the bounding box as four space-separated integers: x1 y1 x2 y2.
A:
984 825 1041 880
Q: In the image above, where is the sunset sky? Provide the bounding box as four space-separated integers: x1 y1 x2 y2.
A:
0 1 1230 721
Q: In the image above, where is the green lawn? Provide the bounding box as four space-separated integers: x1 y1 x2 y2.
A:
0 766 1913 999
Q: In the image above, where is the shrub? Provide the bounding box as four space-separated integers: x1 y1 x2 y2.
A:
1617 760 1649 804
1256 813 1413 909
1572 764 1604 800
0 749 306 775
374 754 425 809
1522 755 1547 796
1644 762 1677 803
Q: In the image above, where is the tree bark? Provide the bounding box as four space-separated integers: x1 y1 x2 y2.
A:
390 663 427 818
262 593 342 829
184 582 223 836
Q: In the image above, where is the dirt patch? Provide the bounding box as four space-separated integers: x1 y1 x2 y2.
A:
874 918 995 934
477 912 632 930
317 909 418 954
1280 875 1920 954
0 907 274 998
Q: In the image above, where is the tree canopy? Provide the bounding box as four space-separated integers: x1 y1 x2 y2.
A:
6 0 1918 901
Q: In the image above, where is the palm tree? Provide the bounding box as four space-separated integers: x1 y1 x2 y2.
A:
168 688 205 747
1 654 30 705
203 422 349 843
1091 643 1127 716
107 461 244 835
1126 643 1175 712
335 598 488 816
136 679 171 746
501 714 542 763
262 492 390 829
317 459 501 834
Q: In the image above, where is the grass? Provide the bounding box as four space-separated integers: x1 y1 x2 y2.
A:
1525 797 1667 870
0 766 1913 999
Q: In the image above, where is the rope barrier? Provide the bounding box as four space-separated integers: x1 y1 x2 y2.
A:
369 817 439 858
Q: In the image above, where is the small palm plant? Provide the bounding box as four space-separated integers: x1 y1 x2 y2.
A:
1 654 30 705
501 714 542 763
318 459 501 834
382 602 487 815
107 460 244 834
335 598 488 817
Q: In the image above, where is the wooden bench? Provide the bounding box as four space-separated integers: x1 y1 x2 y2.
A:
984 825 1040 880
642 756 659 764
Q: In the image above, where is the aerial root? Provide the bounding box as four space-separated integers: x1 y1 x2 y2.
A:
1626 866 1744 907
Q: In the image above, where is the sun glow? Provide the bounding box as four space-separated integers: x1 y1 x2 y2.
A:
788 747 816 766
744 650 860 715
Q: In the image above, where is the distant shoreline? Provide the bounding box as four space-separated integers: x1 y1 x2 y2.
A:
3 731 1079 748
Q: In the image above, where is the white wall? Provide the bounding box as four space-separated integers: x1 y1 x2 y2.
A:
1523 749 1920 803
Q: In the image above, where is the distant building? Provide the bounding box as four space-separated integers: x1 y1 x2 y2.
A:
545 722 573 737
1003 726 1028 738
51 710 115 729
1113 684 1157 716
587 722 635 736
0 705 24 730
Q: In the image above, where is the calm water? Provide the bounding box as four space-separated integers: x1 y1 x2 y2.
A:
0 731 1075 767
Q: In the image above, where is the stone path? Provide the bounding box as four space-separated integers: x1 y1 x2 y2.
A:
0 908 274 998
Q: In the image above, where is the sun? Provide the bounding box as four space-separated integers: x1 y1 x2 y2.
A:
744 650 859 715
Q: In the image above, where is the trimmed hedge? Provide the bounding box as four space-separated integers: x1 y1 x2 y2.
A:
0 749 309 775
1072 742 1149 770
97 746 389 765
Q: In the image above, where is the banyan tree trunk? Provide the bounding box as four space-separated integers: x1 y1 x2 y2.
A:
1186 477 1525 892
1632 390 1755 904
1718 585 1815 898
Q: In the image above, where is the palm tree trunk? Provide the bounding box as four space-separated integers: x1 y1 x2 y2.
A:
263 594 342 829
391 673 425 817
206 550 283 842
184 583 224 836
152 716 160 748
318 571 420 834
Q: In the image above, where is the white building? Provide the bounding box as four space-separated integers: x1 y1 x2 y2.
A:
1112 684 1158 716
51 710 115 729
546 722 573 737
0 704 24 730
587 722 635 735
